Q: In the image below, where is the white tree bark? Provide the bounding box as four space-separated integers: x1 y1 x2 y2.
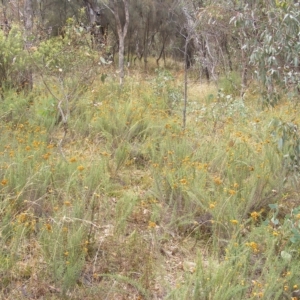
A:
23 0 33 91
24 0 33 34
113 0 129 86
98 0 129 86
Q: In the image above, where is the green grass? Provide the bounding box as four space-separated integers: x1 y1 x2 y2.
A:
0 68 300 299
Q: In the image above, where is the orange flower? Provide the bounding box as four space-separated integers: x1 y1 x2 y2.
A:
209 203 216 209
246 242 259 253
251 211 260 221
77 165 85 171
42 153 51 160
45 223 52 231
228 189 236 195
148 221 156 229
213 176 223 185
1 179 8 186
179 178 188 185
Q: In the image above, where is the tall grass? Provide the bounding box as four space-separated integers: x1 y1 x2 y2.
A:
1 67 300 299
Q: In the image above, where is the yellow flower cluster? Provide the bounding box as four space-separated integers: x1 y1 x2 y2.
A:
250 211 260 221
246 241 259 253
148 221 156 229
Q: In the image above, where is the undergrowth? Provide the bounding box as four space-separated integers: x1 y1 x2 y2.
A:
1 51 300 299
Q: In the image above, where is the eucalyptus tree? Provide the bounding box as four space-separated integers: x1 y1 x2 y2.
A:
21 0 34 91
230 0 300 103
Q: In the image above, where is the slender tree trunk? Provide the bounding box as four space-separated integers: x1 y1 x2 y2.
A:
118 35 125 85
240 36 247 99
143 13 150 71
112 0 129 86
23 0 33 91
156 37 167 67
24 0 33 36
223 38 233 72
183 36 189 130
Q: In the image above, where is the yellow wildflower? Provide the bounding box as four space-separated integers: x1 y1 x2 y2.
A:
246 241 259 253
1 179 8 186
213 176 223 185
148 221 156 229
69 157 77 163
179 178 187 185
45 223 52 231
42 152 51 160
77 165 85 171
209 203 216 209
230 219 238 225
228 189 236 195
251 211 260 221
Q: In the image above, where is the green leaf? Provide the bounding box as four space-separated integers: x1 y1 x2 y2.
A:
269 203 278 210
271 217 279 225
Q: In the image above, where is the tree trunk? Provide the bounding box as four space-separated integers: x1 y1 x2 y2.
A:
83 0 99 25
118 35 125 85
156 34 168 67
112 0 129 86
183 35 189 130
23 0 33 91
240 36 247 99
24 0 33 37
143 12 150 72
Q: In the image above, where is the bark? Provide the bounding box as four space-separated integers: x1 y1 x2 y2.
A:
23 0 33 91
156 33 168 67
183 35 189 130
24 0 33 34
112 0 129 86
83 0 99 25
240 36 247 99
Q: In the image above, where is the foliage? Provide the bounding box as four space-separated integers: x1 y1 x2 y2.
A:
153 68 183 111
270 118 300 178
230 0 300 104
0 26 30 91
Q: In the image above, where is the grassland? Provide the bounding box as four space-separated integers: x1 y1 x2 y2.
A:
0 66 300 300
